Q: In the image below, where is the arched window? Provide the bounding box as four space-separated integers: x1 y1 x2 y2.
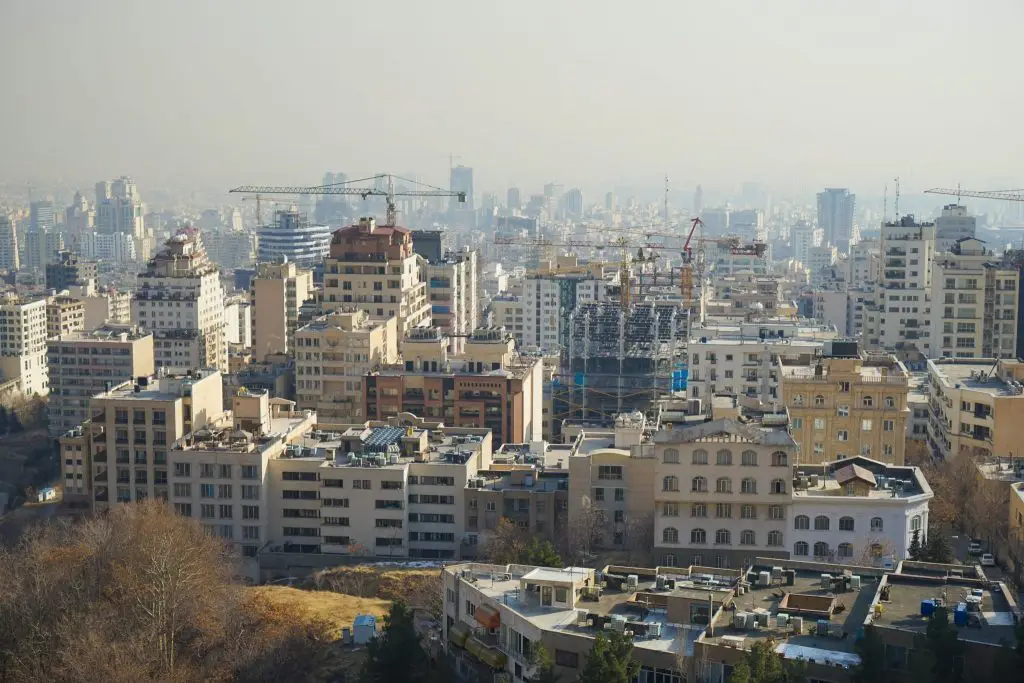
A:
716 477 732 494
885 396 895 409
814 395 825 407
870 517 884 533
663 554 677 567
741 477 757 494
794 541 809 556
770 478 787 494
911 515 922 532
692 476 707 493
691 503 707 518
741 450 758 466
813 542 830 557
772 451 788 467
793 393 805 407
741 504 756 520
767 530 783 547
814 515 830 531
716 449 733 466
794 515 810 530
692 449 708 465
740 530 756 546
715 529 731 545
662 527 679 544
663 448 679 464
839 516 855 532
663 476 679 492
838 543 854 558
863 396 874 408
690 528 707 544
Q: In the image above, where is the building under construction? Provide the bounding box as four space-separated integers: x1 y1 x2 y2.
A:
554 300 687 426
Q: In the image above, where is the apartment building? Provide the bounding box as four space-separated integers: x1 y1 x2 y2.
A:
65 280 132 331
133 230 227 372
294 309 398 421
519 258 612 353
929 238 1018 359
0 295 49 396
68 369 224 509
780 341 910 465
45 250 97 292
0 212 20 271
47 325 154 438
925 358 1024 460
813 287 850 336
863 215 936 356
427 248 479 354
705 274 786 320
365 327 543 446
223 295 252 349
845 238 879 284
790 219 819 268
806 245 837 286
45 296 86 338
250 259 314 360
322 217 430 341
935 203 977 253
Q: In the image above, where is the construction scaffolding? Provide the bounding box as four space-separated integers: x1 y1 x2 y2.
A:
554 300 688 425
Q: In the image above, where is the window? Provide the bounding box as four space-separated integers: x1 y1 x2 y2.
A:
838 543 853 558
200 484 215 498
715 477 732 493
663 502 679 517
663 476 679 492
690 528 707 544
837 430 849 442
716 449 732 466
691 476 707 492
814 515 830 531
771 451 788 467
839 516 855 532
174 462 191 477
883 419 894 432
595 488 605 502
768 505 785 520
863 396 874 408
794 515 810 530
883 444 894 458
663 448 679 464
837 405 849 417
741 450 757 466
201 463 215 478
740 504 756 519
692 449 708 465
813 542 830 557
911 515 922 532
793 541 809 556
885 396 895 409
614 488 624 502
219 464 232 479
740 530 755 546
871 517 884 532
792 394 805 406
598 465 622 480
218 484 233 499
219 504 232 519
662 554 676 567
691 503 707 518
814 395 825 407
241 485 259 500
715 503 732 518
861 419 873 431
741 478 757 494
614 510 624 524
767 530 783 547
715 529 731 545
173 483 190 497
814 417 825 430
813 443 824 456
791 417 803 429
770 479 786 494
663 527 679 543
242 505 259 520
838 381 850 392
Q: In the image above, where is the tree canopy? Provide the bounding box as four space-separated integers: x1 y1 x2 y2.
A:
577 631 639 683
360 600 432 683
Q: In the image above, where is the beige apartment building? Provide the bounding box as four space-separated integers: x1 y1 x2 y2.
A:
426 248 478 354
322 217 431 340
45 296 86 338
250 260 314 360
47 325 154 438
65 280 132 331
781 342 910 464
63 369 224 508
294 309 398 421
926 358 1024 460
0 294 49 396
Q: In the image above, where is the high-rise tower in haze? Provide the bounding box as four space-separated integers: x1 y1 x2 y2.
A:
506 187 521 213
450 166 474 212
693 185 704 214
0 213 19 271
817 188 856 252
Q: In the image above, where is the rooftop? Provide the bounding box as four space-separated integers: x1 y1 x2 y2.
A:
174 411 314 455
928 359 1024 398
96 370 220 402
793 457 931 501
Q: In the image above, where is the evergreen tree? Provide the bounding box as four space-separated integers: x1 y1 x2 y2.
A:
529 644 562 683
907 529 922 561
852 626 896 683
526 539 563 568
924 606 964 683
8 409 23 434
360 601 430 683
729 660 752 683
0 405 9 435
577 631 639 683
923 531 953 564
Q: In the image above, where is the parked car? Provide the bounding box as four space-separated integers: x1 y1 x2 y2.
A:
980 553 996 567
968 541 983 555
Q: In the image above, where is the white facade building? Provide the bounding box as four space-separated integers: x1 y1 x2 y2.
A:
0 295 49 396
257 210 332 266
935 204 977 254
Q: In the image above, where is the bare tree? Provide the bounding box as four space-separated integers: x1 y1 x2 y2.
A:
622 512 655 566
854 536 897 567
481 517 528 565
560 502 604 567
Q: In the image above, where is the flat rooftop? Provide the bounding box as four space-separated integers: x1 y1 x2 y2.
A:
873 577 1016 646
174 413 313 454
97 370 220 402
929 361 1023 397
284 426 489 470
494 442 575 469
690 337 823 349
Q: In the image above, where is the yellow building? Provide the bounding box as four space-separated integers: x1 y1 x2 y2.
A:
250 260 314 360
780 342 910 464
46 296 86 338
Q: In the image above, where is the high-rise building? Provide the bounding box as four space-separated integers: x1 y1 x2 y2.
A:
46 325 155 438
294 309 398 421
730 209 766 242
65 191 94 238
563 188 584 219
133 230 227 372
257 209 331 266
450 166 474 212
46 250 97 292
790 220 816 267
935 204 977 253
605 191 616 213
693 185 704 214
95 176 145 238
24 227 63 271
250 260 315 360
30 200 56 232
0 295 49 396
0 213 20 271
46 296 86 338
817 188 856 252
322 217 430 340
426 248 478 354
506 187 521 213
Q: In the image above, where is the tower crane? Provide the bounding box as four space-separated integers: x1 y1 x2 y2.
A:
925 187 1024 203
229 174 466 226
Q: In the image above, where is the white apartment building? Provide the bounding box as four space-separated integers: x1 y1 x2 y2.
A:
65 281 132 332
47 325 154 438
813 288 851 336
686 335 826 403
935 204 977 254
806 246 838 286
846 238 879 284
427 248 479 354
0 295 49 396
863 216 935 356
256 209 331 266
519 267 611 353
79 231 138 264
133 231 228 372
0 213 20 271
322 218 430 341
223 296 253 348
929 238 1018 359
790 220 819 269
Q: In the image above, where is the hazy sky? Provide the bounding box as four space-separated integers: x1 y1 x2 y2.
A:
1 0 1021 197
